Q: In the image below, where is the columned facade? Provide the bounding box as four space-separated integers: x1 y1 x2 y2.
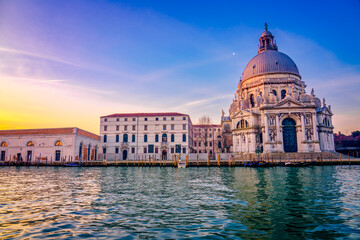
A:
229 25 334 154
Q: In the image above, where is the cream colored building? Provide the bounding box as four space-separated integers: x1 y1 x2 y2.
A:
229 25 335 154
0 128 100 162
100 113 193 160
193 124 222 158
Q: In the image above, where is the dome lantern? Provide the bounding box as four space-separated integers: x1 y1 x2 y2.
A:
258 23 278 53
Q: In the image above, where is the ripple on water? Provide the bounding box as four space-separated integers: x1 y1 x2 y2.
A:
0 166 359 239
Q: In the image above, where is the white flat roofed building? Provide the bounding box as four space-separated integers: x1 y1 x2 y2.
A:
0 128 100 163
100 112 193 160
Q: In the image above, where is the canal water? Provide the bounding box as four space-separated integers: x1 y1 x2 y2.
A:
0 166 359 239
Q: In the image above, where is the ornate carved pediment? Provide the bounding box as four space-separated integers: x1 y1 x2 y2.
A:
232 109 253 119
274 98 305 108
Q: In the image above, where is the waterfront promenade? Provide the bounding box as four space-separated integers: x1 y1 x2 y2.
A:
1 152 359 167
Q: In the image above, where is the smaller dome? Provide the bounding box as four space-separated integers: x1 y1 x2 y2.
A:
261 30 272 37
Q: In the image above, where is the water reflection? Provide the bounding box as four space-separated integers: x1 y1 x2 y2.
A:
0 166 359 239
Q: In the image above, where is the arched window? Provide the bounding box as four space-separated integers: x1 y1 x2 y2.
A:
218 141 222 149
55 140 63 146
245 120 249 128
1 142 8 147
162 133 167 142
272 90 277 96
94 146 98 160
88 144 91 161
123 134 128 142
27 141 34 147
237 121 241 129
132 134 135 142
182 134 186 142
79 142 83 158
281 90 286 99
155 134 159 142
171 134 175 142
144 134 148 143
116 135 119 142
250 94 255 107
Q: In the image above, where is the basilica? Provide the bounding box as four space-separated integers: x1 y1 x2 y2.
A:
229 24 335 154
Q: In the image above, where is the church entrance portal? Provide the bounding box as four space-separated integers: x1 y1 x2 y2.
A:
282 118 297 152
162 150 167 160
122 150 128 160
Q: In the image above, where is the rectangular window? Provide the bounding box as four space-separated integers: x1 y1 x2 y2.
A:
115 147 119 154
104 126 107 131
163 117 166 121
116 118 119 122
171 117 174 121
133 118 136 121
209 134 212 138
103 135 107 143
155 147 158 153
132 125 136 131
171 125 174 130
171 148 174 153
103 147 106 154
116 135 119 142
182 148 186 154
131 147 135 153
183 124 186 130
116 126 119 131
210 142 212 147
199 142 201 147
144 125 148 130
145 118 148 121
124 125 128 131
183 117 186 120
144 147 147 153
175 145 181 153
125 118 128 121
194 142 197 147
148 145 154 153
163 125 166 130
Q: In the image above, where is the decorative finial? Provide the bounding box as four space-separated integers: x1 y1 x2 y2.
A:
264 22 268 31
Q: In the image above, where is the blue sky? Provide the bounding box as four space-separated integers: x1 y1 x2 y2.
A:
0 0 359 134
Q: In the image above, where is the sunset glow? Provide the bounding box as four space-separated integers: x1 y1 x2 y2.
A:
0 0 359 134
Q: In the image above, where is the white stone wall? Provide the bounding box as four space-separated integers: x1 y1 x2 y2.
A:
100 114 193 160
0 131 100 162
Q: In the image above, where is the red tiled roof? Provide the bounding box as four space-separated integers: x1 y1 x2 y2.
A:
101 112 188 118
0 128 100 141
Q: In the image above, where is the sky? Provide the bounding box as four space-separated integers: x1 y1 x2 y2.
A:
0 0 359 135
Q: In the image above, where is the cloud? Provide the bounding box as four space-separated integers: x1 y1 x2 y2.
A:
0 47 85 68
172 94 233 110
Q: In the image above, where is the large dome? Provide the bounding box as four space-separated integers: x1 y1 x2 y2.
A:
242 50 300 81
242 27 301 82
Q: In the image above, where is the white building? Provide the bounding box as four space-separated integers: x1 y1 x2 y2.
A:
100 113 193 160
229 24 335 154
0 128 100 162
